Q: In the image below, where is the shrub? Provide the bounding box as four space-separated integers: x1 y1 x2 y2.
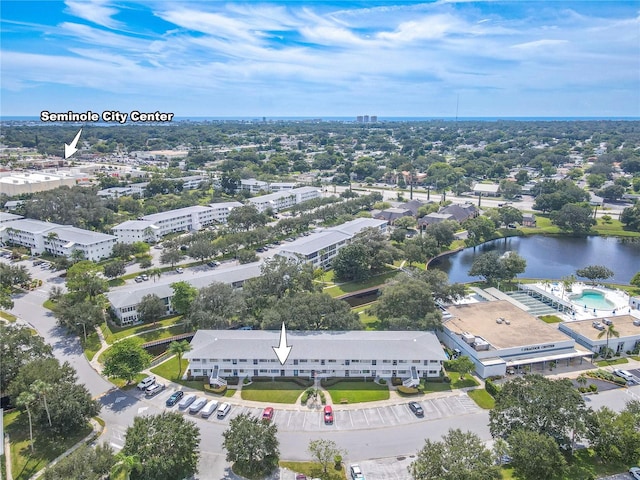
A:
301 392 309 405
204 384 227 395
589 383 598 392
485 378 501 398
442 375 451 383
397 385 420 395
391 377 403 386
319 391 326 405
243 377 250 385
378 378 387 385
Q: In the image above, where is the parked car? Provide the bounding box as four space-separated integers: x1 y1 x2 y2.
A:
175 267 184 274
349 464 365 480
165 390 184 407
188 397 208 414
614 369 635 383
630 467 640 480
137 376 155 390
207 261 217 267
200 400 219 418
295 475 307 480
262 407 274 421
217 402 231 418
134 276 143 283
408 401 424 417
323 405 333 425
145 383 165 397
141 274 149 281
178 393 197 410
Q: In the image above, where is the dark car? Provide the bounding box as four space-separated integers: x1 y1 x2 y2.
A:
324 405 334 425
165 390 184 407
408 401 424 417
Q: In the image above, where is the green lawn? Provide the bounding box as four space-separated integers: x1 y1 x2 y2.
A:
351 304 381 330
280 461 346 480
150 355 206 391
4 410 93 480
596 357 629 367
42 299 56 311
421 373 479 394
241 381 307 404
109 373 149 390
500 448 631 479
0 310 17 322
539 315 563 324
324 270 399 297
467 389 495 409
82 329 102 361
326 380 390 404
101 316 183 344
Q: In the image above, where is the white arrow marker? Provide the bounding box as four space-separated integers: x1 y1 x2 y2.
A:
64 128 83 159
273 322 292 365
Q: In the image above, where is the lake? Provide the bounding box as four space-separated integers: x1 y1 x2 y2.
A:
429 236 640 284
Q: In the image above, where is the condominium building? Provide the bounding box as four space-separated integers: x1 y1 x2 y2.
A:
276 218 387 269
208 201 244 223
0 218 116 261
107 263 262 325
239 178 269 194
185 330 446 386
248 186 321 213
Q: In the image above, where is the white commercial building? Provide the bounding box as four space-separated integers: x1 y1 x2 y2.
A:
0 170 85 196
439 300 592 378
107 263 262 325
0 218 116 261
559 314 640 357
185 330 446 386
276 218 388 269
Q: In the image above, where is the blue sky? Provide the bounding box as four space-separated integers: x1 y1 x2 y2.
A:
1 1 639 118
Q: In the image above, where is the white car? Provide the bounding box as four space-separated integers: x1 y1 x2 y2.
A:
613 369 635 383
630 467 640 480
349 464 365 480
145 383 165 397
137 376 155 390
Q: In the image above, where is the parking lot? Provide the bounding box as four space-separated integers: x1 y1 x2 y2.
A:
140 386 481 432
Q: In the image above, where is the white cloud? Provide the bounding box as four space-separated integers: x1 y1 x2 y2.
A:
65 0 122 29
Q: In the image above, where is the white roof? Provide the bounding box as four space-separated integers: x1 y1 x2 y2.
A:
278 231 351 256
112 220 158 231
50 226 116 245
185 330 447 362
141 205 213 222
1 218 57 234
209 201 243 210
331 218 387 236
107 262 263 309
473 183 500 193
0 212 23 223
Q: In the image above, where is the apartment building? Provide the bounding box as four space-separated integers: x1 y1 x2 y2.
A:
248 186 321 213
276 218 388 269
0 218 116 261
208 201 244 223
107 263 262 325
239 178 269 194
185 330 446 386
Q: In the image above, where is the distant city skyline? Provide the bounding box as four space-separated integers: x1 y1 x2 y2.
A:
1 1 639 118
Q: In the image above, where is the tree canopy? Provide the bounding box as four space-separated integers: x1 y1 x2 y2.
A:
103 338 152 384
468 251 526 284
576 265 614 284
122 412 200 480
408 428 501 480
222 413 280 478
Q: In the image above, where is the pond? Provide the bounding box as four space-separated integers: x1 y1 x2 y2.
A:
429 235 640 284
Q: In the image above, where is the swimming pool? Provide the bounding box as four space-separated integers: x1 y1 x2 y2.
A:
570 290 615 310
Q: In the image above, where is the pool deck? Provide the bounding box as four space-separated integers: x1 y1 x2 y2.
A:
561 314 640 340
531 282 631 322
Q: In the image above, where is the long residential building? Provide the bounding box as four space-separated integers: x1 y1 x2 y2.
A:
276 218 388 269
0 218 116 261
247 186 321 213
107 263 262 325
185 330 446 386
111 187 320 244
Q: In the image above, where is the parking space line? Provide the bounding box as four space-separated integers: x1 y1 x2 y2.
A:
362 409 370 425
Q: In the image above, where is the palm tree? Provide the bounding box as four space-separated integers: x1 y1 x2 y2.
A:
168 340 192 379
148 267 162 283
110 453 142 480
31 379 53 427
597 323 620 359
17 391 37 453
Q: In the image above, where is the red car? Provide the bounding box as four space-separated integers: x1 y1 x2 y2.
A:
262 407 274 421
324 405 334 425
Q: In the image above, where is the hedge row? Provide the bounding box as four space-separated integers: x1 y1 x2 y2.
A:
251 376 312 387
204 384 227 395
485 378 501 398
321 377 368 387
